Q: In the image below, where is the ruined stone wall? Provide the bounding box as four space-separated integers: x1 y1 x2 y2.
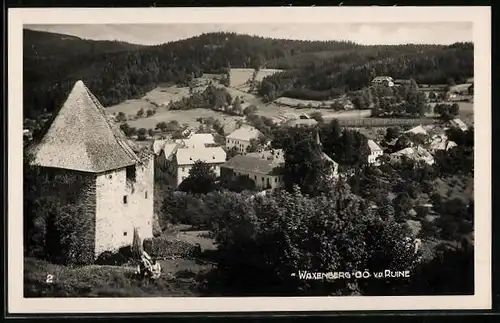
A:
95 156 154 256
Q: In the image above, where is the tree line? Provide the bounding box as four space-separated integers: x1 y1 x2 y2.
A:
258 43 473 102
23 29 358 119
24 28 472 120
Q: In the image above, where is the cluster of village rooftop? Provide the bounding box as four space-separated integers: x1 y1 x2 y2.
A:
25 80 471 257
152 116 469 192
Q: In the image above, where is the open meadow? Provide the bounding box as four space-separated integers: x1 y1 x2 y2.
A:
229 68 282 91
105 80 372 132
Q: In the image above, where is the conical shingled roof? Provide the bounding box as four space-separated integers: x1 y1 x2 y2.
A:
30 80 145 173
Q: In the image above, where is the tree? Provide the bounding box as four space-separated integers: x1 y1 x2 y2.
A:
385 127 401 143
115 112 127 122
137 128 147 141
136 108 145 118
310 111 324 123
334 129 370 167
155 121 167 132
282 128 334 197
207 183 420 296
393 192 413 222
243 105 258 116
450 103 460 116
226 147 240 161
146 109 155 117
148 128 154 137
120 123 132 136
232 97 243 115
178 161 218 194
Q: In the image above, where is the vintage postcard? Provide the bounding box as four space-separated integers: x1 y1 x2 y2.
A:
8 6 491 314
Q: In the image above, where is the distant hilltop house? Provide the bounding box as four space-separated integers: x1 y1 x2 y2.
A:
367 140 383 165
226 126 263 154
28 80 155 259
371 76 395 87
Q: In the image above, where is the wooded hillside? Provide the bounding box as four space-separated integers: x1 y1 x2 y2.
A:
23 29 473 119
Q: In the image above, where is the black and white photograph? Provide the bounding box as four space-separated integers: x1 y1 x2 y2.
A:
8 6 491 313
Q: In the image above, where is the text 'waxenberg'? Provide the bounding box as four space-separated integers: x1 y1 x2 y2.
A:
292 270 411 280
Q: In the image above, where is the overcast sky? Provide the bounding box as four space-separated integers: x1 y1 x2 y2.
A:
25 22 473 46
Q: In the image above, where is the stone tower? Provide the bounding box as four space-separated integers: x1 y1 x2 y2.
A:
30 80 155 258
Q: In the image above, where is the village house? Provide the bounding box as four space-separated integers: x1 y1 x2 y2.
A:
404 125 428 136
448 118 469 132
28 80 155 259
175 133 216 148
367 139 383 165
23 129 33 141
221 151 286 190
226 126 263 153
371 76 395 87
390 146 435 166
173 146 227 187
428 134 458 154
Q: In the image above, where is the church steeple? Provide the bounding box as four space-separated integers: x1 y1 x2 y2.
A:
315 127 322 146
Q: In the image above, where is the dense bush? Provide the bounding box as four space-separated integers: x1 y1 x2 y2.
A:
150 237 201 259
205 184 420 296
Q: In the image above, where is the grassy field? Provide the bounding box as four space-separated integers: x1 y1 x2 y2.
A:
229 68 282 91
24 225 218 297
125 108 244 134
105 80 373 132
274 97 338 108
24 257 209 297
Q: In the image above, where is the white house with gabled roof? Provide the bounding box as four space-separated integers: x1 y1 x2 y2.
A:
173 146 227 187
367 139 383 165
226 126 263 153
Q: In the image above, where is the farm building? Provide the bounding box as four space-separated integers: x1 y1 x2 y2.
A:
28 80 155 260
371 76 395 87
220 152 285 190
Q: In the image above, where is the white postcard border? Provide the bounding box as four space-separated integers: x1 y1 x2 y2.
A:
8 6 491 313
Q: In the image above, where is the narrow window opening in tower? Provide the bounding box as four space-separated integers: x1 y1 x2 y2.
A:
126 165 136 182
